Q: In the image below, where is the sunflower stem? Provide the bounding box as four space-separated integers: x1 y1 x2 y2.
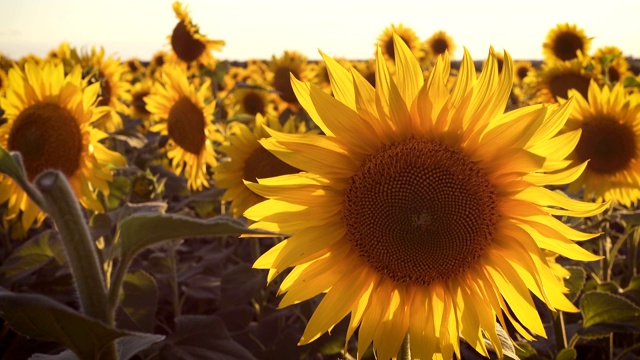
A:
34 171 111 325
398 332 411 360
552 310 568 352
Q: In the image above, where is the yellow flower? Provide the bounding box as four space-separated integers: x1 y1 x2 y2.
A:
531 56 596 104
268 50 309 106
376 23 423 63
79 47 132 132
245 35 606 359
592 46 634 85
563 81 640 207
543 23 591 62
169 1 225 64
0 67 8 97
145 63 223 191
215 114 310 217
423 30 456 61
0 60 126 229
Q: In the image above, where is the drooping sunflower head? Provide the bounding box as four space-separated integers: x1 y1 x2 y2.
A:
563 80 640 207
145 63 223 191
268 50 309 105
169 1 225 65
0 60 126 229
214 114 310 217
543 23 591 62
376 23 423 63
531 56 597 104
592 46 633 85
245 34 606 360
423 30 456 62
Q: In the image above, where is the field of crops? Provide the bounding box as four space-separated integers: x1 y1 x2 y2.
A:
1 2 640 360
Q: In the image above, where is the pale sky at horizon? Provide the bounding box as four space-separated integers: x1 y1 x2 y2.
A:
1 0 639 63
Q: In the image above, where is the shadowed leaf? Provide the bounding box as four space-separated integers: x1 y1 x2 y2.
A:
564 266 586 303
221 263 267 309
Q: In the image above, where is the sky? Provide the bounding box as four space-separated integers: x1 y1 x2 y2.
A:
1 0 639 63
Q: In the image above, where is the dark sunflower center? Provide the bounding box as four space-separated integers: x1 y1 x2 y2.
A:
242 91 266 116
549 73 591 100
517 66 530 81
132 91 151 116
608 66 620 83
431 38 449 55
243 146 299 183
97 72 112 107
342 138 499 285
384 36 410 61
7 103 83 181
575 116 637 174
171 21 206 63
552 32 584 61
273 66 299 104
167 97 206 155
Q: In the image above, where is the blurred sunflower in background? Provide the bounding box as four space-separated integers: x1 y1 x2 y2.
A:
214 114 309 217
376 23 423 64
0 60 126 230
592 46 633 85
128 77 154 129
530 56 596 103
245 35 606 359
145 63 223 191
422 30 456 63
170 1 225 65
268 50 309 107
563 81 640 207
543 23 591 62
0 67 8 97
79 47 132 132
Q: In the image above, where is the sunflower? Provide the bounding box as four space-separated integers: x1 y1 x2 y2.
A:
562 81 640 207
145 63 223 191
543 23 591 62
592 46 633 85
376 23 423 63
245 35 606 359
226 85 278 120
128 77 154 128
423 30 456 62
531 56 596 104
79 47 132 132
214 114 309 217
169 1 225 65
0 60 126 230
268 50 310 106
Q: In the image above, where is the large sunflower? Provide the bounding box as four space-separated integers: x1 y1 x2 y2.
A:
214 114 309 217
145 64 223 191
245 35 606 359
0 60 126 229
543 23 591 62
563 81 640 207
169 1 225 64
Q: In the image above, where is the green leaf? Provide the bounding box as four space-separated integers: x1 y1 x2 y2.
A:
0 230 57 280
118 270 158 333
555 348 577 360
117 213 274 264
116 333 165 360
0 288 127 359
580 291 640 328
514 342 538 359
564 266 586 303
0 146 45 208
623 75 640 88
220 263 267 309
160 315 256 360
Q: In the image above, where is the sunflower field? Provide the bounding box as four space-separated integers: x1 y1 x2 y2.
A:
2 2 640 360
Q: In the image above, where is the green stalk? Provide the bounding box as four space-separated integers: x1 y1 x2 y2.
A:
34 171 111 323
35 171 117 359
